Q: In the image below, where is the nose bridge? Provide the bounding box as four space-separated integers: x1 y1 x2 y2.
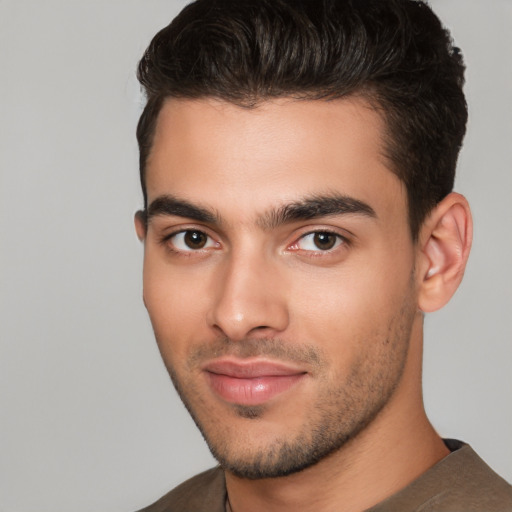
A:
208 245 289 340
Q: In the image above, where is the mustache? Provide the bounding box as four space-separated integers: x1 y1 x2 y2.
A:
186 337 326 370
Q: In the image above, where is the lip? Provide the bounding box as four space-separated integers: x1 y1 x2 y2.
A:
202 358 307 406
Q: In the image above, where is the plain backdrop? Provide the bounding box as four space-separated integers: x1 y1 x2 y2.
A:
0 1 511 511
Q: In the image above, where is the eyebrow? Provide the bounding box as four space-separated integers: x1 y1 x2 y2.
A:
146 195 219 224
145 193 376 228
258 194 377 230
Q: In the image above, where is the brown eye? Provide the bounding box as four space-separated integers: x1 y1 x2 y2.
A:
295 231 344 252
183 230 208 249
168 230 217 251
313 232 337 250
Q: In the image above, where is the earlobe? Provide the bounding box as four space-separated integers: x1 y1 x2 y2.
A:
134 210 147 241
417 193 473 313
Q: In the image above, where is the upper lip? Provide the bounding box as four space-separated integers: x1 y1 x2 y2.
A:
202 358 306 378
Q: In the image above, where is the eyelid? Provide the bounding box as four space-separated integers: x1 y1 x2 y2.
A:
160 227 220 252
287 229 349 253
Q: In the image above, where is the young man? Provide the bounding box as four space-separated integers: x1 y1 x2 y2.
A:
134 0 512 510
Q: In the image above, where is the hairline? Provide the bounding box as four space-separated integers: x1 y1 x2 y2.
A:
140 89 421 241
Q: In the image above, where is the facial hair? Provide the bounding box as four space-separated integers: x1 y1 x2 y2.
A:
161 294 415 480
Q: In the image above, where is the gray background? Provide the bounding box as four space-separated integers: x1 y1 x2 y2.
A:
0 1 510 511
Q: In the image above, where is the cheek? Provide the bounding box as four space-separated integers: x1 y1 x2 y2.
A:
142 255 209 356
290 250 414 359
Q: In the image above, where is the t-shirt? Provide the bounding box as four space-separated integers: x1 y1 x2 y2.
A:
137 440 512 511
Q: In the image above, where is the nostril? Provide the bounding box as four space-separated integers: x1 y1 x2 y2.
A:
247 325 273 337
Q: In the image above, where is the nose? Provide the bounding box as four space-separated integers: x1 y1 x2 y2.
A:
207 250 290 341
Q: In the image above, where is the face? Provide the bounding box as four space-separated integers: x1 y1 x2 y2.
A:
138 97 420 479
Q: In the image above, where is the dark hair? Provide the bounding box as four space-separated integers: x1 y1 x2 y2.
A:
136 0 467 239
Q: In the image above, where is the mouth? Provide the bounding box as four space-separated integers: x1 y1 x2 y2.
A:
202 358 307 406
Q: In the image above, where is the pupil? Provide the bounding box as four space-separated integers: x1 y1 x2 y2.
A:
314 232 336 250
184 231 207 249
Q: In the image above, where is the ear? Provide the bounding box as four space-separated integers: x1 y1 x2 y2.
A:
417 193 473 313
134 210 147 241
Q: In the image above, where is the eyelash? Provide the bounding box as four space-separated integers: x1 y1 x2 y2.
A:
160 229 219 254
159 228 350 255
288 230 349 254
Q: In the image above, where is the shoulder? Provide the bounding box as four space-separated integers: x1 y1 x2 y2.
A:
434 440 512 510
136 466 226 512
371 440 512 511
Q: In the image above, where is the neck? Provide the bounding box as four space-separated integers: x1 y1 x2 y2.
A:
226 414 447 512
224 319 449 512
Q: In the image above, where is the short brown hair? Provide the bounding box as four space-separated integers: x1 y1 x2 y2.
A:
137 0 467 239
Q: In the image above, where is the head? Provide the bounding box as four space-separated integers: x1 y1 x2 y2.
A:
134 0 472 480
137 0 468 240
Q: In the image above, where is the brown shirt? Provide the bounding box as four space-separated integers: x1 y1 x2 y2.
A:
137 440 512 512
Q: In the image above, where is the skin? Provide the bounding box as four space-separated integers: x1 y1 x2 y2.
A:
135 96 472 512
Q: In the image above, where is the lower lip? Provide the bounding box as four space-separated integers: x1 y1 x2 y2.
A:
205 372 305 406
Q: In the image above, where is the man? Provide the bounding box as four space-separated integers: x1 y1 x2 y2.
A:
133 0 512 510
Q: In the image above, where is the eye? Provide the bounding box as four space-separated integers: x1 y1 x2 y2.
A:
167 230 218 251
294 231 344 252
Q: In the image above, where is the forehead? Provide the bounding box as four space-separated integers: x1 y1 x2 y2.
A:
145 97 406 227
